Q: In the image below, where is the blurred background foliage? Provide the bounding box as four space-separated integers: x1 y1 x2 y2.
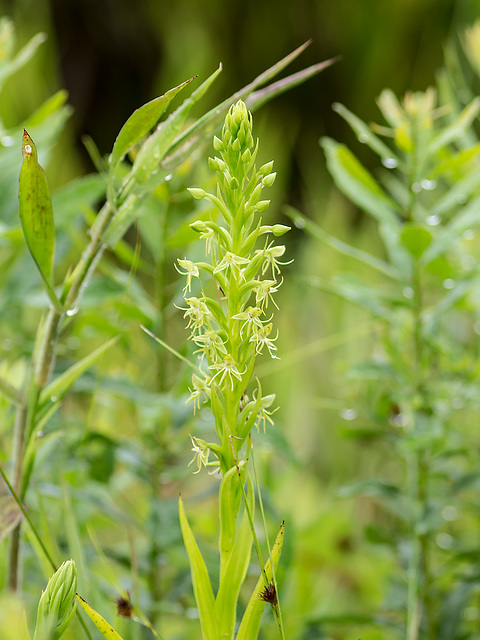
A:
2 1 480 639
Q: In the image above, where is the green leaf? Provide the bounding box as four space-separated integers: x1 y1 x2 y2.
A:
430 97 480 153
19 130 61 310
247 57 338 112
321 137 400 227
163 41 323 172
400 224 432 258
0 496 23 542
52 173 107 227
236 521 285 640
0 375 23 405
76 595 125 640
109 76 196 170
215 473 254 639
39 336 120 408
285 205 397 279
0 19 46 92
332 102 400 165
178 495 217 640
128 66 222 189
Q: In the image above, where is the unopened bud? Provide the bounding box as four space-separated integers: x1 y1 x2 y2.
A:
271 224 291 236
33 560 77 640
188 188 207 200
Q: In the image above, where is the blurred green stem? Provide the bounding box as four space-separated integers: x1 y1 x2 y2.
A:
8 201 114 592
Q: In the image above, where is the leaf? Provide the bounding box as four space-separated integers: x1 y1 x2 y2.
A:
400 224 432 259
39 336 120 408
162 42 327 172
430 97 480 153
128 66 222 189
109 77 196 170
0 19 46 93
332 102 400 165
178 495 217 640
76 595 125 640
247 57 338 112
18 130 61 310
0 495 24 542
236 521 285 640
19 129 55 279
0 375 23 405
284 205 397 278
52 173 107 227
215 474 254 640
321 137 400 227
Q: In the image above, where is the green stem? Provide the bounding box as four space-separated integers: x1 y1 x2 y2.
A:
7 201 114 592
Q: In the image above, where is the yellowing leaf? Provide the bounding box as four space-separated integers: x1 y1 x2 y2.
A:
76 595 125 640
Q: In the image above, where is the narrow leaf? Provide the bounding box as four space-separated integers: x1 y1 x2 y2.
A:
179 495 217 640
0 495 24 542
162 42 321 171
76 595 125 640
321 137 400 227
247 58 338 111
285 205 397 278
0 25 46 92
129 66 222 188
236 522 285 640
39 336 119 407
110 77 196 169
332 101 400 165
0 375 24 405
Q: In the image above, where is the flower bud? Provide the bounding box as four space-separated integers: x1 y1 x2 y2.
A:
190 220 208 232
188 188 207 200
33 560 77 640
213 135 223 151
259 160 274 175
255 200 270 213
262 172 277 187
271 224 291 236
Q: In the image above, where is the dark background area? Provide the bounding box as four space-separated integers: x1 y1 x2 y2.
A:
4 0 479 211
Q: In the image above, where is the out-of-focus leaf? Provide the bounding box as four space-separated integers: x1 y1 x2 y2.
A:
236 521 284 640
0 18 46 92
423 197 480 265
109 77 195 170
0 496 23 542
0 375 23 405
321 137 400 227
430 97 480 153
437 583 473 640
400 225 432 258
178 495 217 640
52 174 106 227
39 336 119 408
285 205 397 278
333 102 400 166
76 595 125 640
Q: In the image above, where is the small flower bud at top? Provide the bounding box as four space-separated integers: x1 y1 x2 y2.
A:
271 224 291 236
188 188 207 200
262 172 277 187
